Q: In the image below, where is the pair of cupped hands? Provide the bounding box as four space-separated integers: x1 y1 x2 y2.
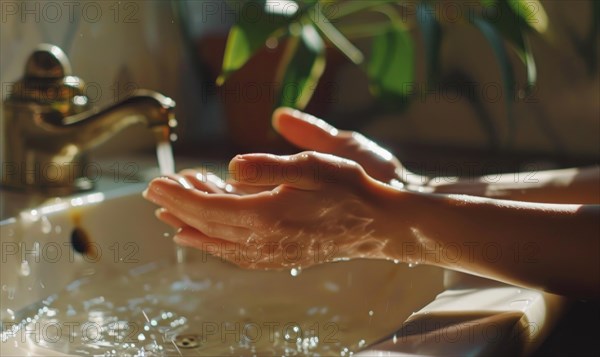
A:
143 108 414 269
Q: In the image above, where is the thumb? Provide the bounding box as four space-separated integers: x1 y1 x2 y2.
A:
228 152 362 190
272 107 341 153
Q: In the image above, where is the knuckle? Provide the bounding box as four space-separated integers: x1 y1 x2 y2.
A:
296 150 320 163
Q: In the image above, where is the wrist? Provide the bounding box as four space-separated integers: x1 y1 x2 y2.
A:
368 179 435 263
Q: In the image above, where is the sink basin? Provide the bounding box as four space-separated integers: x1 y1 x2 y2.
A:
0 181 566 356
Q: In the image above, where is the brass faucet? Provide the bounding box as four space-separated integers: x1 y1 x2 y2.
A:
1 44 177 194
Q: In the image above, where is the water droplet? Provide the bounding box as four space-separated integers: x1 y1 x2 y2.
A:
163 232 170 238
20 260 31 276
41 216 52 234
66 305 76 316
368 310 374 316
290 267 301 277
54 225 62 234
358 339 366 348
138 333 146 341
169 133 178 142
393 259 400 264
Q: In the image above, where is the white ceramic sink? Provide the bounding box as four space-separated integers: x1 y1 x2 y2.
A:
0 181 565 356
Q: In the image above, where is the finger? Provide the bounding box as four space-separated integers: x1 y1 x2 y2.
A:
156 208 186 228
272 107 342 153
162 174 195 189
225 180 275 194
228 151 362 190
153 190 252 240
173 227 241 261
179 169 230 194
174 227 269 269
272 108 400 183
144 177 264 227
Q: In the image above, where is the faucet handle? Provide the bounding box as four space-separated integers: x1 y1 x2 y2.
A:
10 44 89 117
25 44 72 79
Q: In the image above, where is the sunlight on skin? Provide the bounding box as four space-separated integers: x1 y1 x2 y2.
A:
144 152 401 270
351 132 394 162
273 108 403 184
144 109 600 297
274 108 340 136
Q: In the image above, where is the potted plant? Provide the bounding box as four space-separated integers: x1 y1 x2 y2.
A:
196 0 596 150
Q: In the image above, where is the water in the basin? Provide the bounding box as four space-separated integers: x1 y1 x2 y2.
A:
5 260 379 356
2 137 421 356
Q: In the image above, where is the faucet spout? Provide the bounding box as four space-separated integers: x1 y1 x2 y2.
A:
62 89 176 149
1 44 177 194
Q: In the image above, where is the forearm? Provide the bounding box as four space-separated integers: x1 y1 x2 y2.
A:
379 188 600 297
408 166 599 204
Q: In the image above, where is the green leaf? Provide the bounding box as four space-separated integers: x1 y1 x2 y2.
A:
277 25 326 109
367 26 414 99
416 2 442 87
480 1 525 53
309 3 364 64
471 16 516 146
479 0 537 87
507 0 548 34
218 1 293 85
331 0 400 20
479 0 497 7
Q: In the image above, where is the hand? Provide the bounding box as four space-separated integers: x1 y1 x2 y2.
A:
152 169 265 229
273 107 411 187
144 152 404 269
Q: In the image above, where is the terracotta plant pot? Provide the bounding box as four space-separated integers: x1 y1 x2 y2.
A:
197 34 342 152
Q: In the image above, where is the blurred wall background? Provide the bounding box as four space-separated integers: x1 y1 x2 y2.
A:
1 0 598 165
0 0 223 159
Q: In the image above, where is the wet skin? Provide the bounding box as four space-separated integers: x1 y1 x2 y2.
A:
144 108 600 298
